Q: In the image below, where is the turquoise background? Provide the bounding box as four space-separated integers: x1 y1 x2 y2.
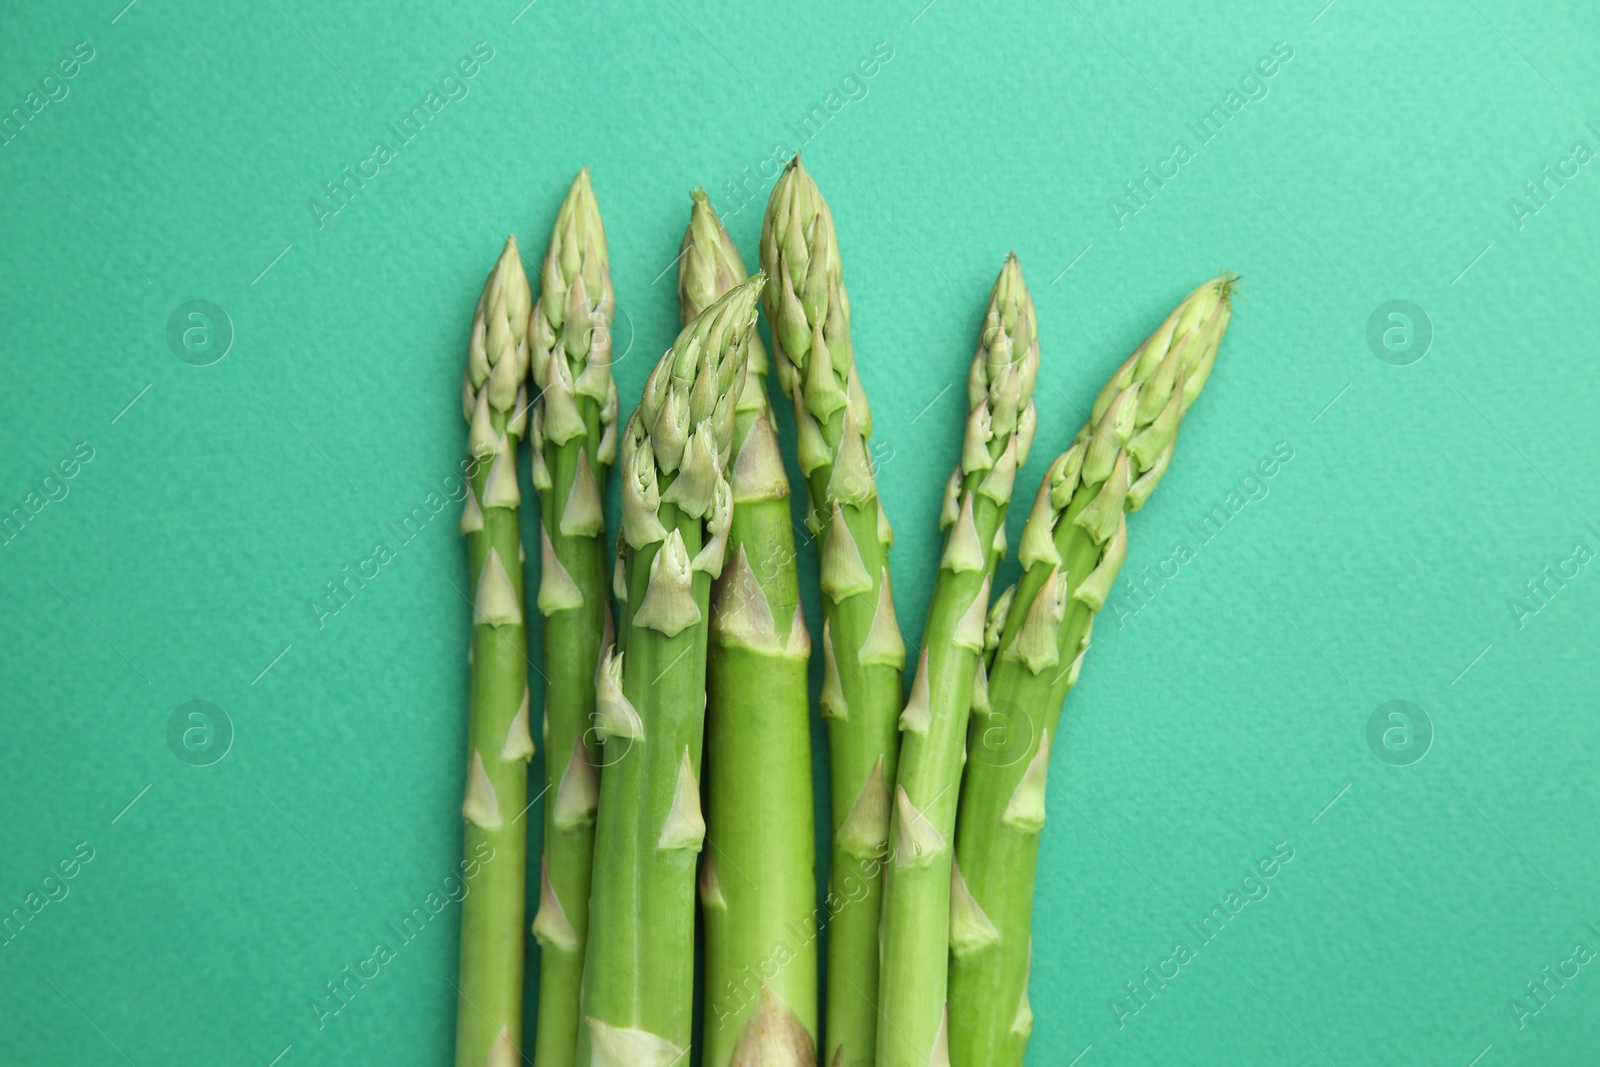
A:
3 0 1598 1064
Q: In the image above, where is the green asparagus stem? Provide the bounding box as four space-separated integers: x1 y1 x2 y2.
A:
876 256 1040 1067
685 190 820 1067
947 276 1236 1067
456 236 534 1067
576 275 763 1067
528 169 621 1067
760 157 905 1067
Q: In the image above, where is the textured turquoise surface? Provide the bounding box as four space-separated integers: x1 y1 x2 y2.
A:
3 1 1598 1063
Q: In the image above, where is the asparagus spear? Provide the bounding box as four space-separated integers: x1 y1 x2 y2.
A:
685 190 820 1067
577 275 763 1067
760 156 904 1067
455 236 534 1067
528 169 621 1067
876 256 1040 1067
947 276 1235 1067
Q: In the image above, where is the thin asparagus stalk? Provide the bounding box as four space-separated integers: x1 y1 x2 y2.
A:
947 276 1236 1067
529 169 621 1067
685 189 820 1067
456 236 534 1067
876 256 1040 1067
760 156 904 1067
577 275 763 1067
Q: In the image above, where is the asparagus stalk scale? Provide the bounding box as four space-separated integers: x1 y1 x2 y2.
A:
577 276 763 1067
876 257 1040 1067
760 157 904 1067
456 237 534 1067
528 169 621 1067
684 190 819 1067
947 277 1235 1067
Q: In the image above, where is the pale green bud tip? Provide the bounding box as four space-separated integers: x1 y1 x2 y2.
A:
1012 978 1035 1040
631 530 702 637
825 406 877 506
458 487 483 535
1018 472 1060 572
558 167 609 273
1127 440 1175 511
461 749 501 828
691 479 733 577
984 585 1016 652
482 437 520 509
961 403 995 475
1128 367 1186 470
858 571 906 668
660 420 721 519
1178 273 1237 412
970 657 992 714
1075 514 1128 611
893 785 947 868
473 547 521 628
594 646 644 741
819 503 873 602
537 527 584 615
533 857 579 949
760 154 851 394
730 410 789 504
658 748 706 851
541 362 588 446
1099 272 1236 423
679 188 752 328
654 275 764 442
536 169 615 410
899 649 931 734
1083 384 1140 484
977 435 1018 506
498 235 531 333
711 546 779 654
953 574 991 652
1049 444 1086 510
551 735 598 826
585 1018 685 1067
940 467 963 530
1001 730 1051 832
838 756 889 856
1014 568 1067 675
981 253 1038 394
730 986 816 1066
1075 451 1131 544
819 623 848 719
621 434 668 549
771 156 829 255
559 454 606 537
950 859 1001 956
941 492 985 573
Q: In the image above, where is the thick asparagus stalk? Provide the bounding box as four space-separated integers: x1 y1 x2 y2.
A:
876 256 1040 1067
529 169 621 1067
760 157 904 1067
456 237 534 1067
947 277 1235 1067
685 190 820 1067
577 276 762 1067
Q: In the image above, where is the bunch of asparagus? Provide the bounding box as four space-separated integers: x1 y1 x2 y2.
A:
450 159 1237 1067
